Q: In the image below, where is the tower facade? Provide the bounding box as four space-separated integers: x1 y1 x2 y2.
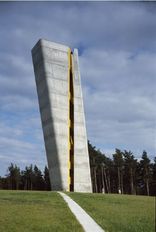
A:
32 39 92 192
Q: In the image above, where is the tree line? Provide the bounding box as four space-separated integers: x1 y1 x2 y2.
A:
0 141 155 196
0 164 51 191
88 141 156 196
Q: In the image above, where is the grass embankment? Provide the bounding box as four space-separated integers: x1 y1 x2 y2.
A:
68 193 155 232
0 191 83 232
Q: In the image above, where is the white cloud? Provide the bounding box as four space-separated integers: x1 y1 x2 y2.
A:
0 2 156 175
0 120 46 175
80 49 156 157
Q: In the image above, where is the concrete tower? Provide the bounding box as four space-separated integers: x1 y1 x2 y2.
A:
32 39 92 192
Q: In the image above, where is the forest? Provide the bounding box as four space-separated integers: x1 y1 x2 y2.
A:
0 141 155 196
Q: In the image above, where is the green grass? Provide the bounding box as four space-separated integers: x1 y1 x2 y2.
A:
0 191 155 232
68 193 155 232
0 190 83 232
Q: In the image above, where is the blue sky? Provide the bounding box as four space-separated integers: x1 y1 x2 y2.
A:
0 2 156 176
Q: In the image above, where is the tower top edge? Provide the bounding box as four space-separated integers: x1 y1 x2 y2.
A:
32 39 75 54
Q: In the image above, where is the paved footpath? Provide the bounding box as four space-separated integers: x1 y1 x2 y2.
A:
58 192 104 232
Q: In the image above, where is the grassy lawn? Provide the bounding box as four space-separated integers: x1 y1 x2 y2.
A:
0 190 83 232
68 193 155 232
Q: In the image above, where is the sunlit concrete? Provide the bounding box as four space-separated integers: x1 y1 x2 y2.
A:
58 192 104 232
32 39 92 192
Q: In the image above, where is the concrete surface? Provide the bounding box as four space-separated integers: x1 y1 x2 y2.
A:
32 39 92 192
72 49 92 192
58 192 104 232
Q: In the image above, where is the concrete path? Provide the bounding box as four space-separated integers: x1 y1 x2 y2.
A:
58 192 104 232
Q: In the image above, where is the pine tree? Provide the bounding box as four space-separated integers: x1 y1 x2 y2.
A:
140 151 151 196
113 149 124 194
123 150 137 194
44 166 51 190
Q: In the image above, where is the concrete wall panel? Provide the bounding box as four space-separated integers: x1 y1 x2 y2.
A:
73 49 92 192
32 39 92 192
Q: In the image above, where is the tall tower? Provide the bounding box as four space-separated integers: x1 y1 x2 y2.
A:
32 39 92 192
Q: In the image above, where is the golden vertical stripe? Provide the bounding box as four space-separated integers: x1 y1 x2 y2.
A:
67 48 71 191
67 48 74 192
